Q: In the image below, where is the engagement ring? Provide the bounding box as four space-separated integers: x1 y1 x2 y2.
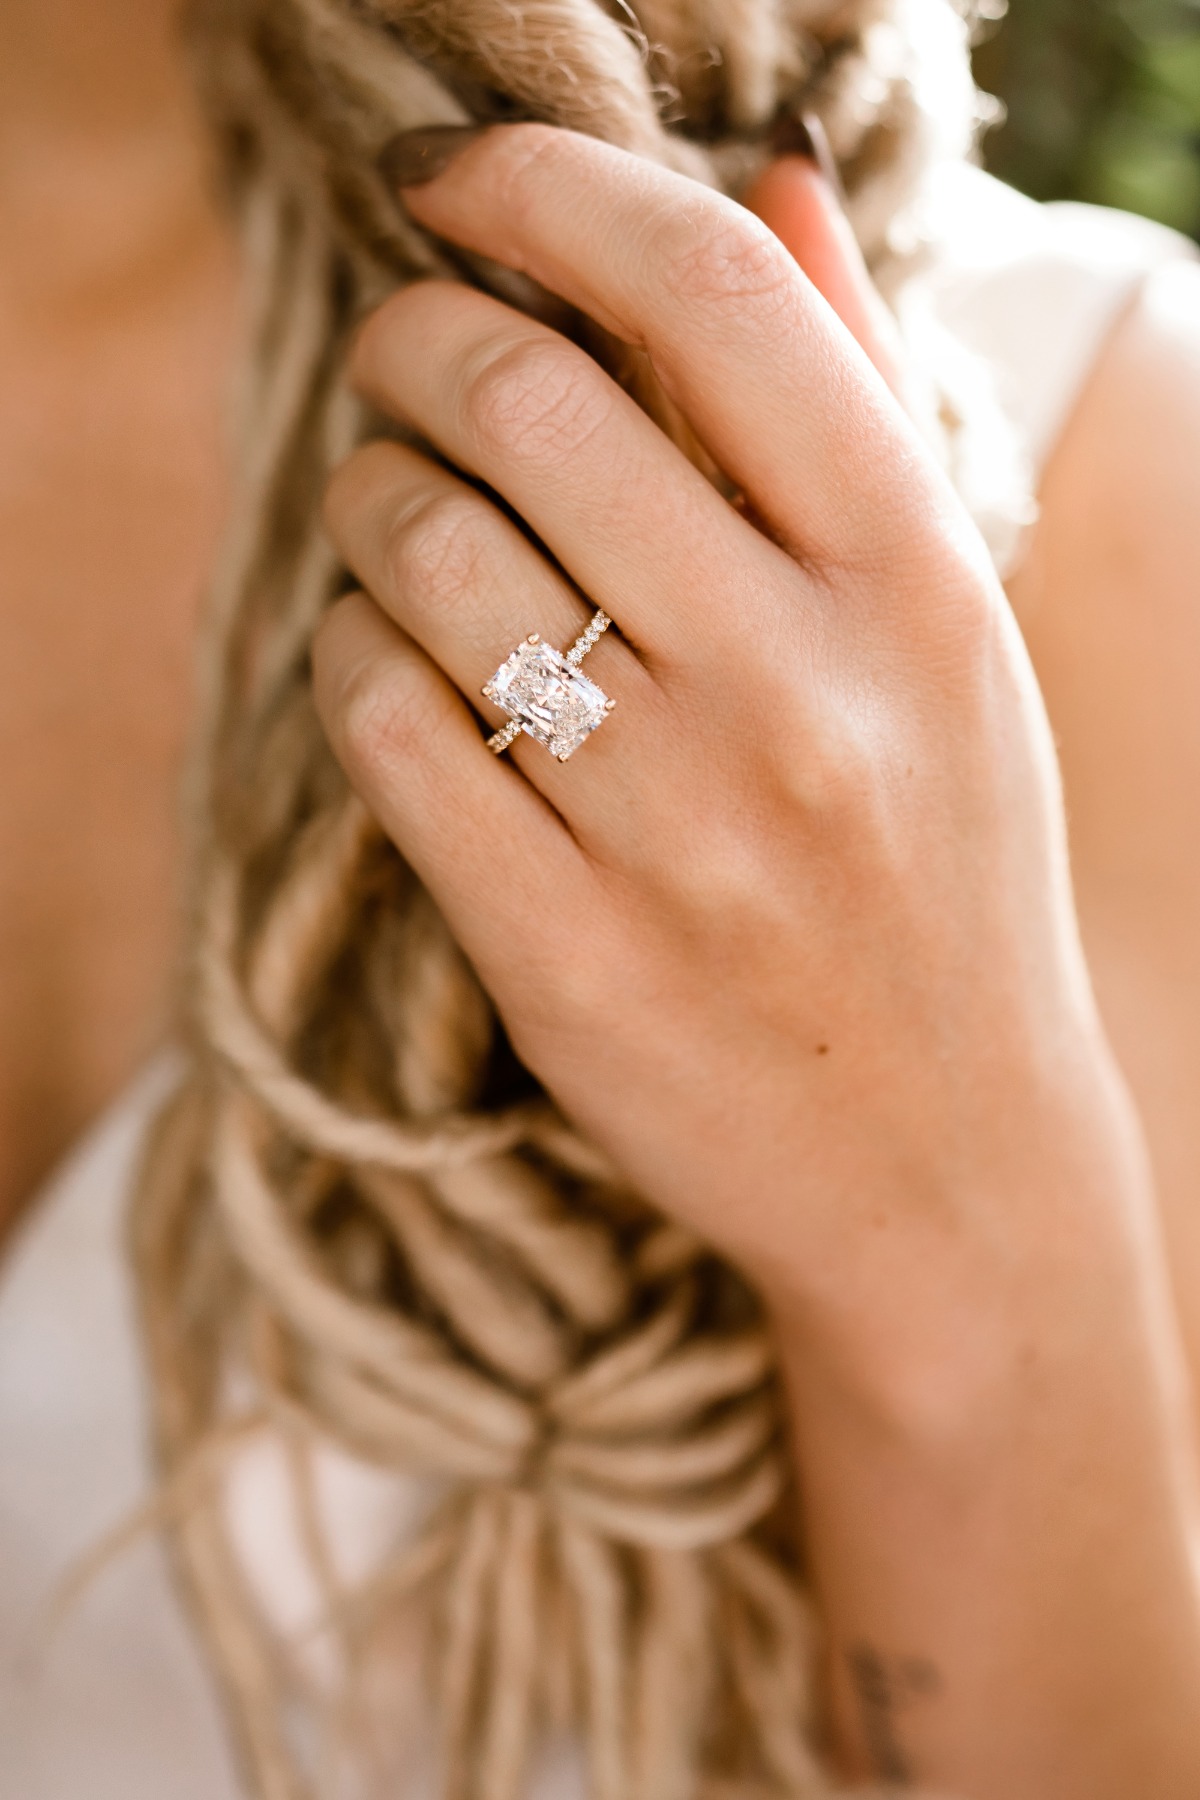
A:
483 608 615 762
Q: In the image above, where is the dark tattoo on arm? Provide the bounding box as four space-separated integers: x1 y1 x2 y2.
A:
846 1643 943 1786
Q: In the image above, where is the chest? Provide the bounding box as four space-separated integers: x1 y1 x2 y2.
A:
0 260 233 1223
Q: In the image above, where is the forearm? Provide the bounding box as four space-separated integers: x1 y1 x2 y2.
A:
765 1051 1200 1797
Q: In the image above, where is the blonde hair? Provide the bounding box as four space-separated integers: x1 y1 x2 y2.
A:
131 3 992 1796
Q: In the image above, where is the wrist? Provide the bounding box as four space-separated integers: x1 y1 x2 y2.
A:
752 1034 1186 1441
757 1039 1200 1800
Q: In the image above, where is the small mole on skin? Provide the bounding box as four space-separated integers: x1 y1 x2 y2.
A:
900 1657 943 1697
816 1044 830 1056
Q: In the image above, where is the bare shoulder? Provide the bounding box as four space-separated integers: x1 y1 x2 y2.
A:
1010 254 1200 1381
1012 255 1200 622
1012 255 1200 885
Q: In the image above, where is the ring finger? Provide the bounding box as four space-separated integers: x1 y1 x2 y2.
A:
323 436 665 843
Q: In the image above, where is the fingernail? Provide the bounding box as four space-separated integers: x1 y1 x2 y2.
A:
377 125 487 189
771 109 847 208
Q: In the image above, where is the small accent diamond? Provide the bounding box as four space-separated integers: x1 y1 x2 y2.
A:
563 608 612 669
485 638 612 760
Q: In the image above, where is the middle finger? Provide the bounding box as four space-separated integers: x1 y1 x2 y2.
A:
348 280 800 669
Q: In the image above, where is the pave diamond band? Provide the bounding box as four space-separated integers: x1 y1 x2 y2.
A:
563 607 612 669
483 610 615 762
486 717 523 754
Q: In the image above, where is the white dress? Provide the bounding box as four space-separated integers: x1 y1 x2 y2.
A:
0 169 1194 1800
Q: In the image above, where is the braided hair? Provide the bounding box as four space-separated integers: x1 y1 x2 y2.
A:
132 4 996 1795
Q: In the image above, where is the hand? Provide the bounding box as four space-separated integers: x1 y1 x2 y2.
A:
313 121 1200 1800
316 124 1110 1344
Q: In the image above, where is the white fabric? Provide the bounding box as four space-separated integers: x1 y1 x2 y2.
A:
0 1057 241 1800
1 174 1195 1798
923 163 1192 477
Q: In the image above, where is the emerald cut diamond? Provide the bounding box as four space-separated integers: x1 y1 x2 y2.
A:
483 636 613 761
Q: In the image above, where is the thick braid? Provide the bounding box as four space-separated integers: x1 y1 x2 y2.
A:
133 3 996 1795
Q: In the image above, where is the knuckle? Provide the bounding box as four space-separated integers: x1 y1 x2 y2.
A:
788 720 877 820
932 587 998 684
739 672 879 821
383 489 489 613
460 336 613 466
940 564 1002 653
326 644 444 781
889 560 1003 694
657 207 796 321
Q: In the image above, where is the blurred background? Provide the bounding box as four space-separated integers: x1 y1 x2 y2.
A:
975 0 1200 239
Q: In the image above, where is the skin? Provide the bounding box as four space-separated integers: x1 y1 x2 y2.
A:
313 127 1200 1795
0 0 236 1225
6 10 1200 1793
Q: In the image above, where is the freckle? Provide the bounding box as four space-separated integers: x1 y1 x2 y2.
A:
816 1044 830 1056
906 765 914 777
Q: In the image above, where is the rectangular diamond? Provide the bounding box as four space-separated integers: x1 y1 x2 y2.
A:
484 638 611 760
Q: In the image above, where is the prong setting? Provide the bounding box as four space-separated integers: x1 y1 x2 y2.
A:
484 611 615 761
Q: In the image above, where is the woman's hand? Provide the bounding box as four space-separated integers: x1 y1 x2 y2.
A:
313 126 1200 1796
318 124 1091 1323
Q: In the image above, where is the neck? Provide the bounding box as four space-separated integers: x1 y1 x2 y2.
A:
0 0 227 310
0 0 188 146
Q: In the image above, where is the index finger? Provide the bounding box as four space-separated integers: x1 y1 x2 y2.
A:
392 124 953 570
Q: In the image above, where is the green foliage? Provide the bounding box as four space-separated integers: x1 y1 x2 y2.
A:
973 0 1200 236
